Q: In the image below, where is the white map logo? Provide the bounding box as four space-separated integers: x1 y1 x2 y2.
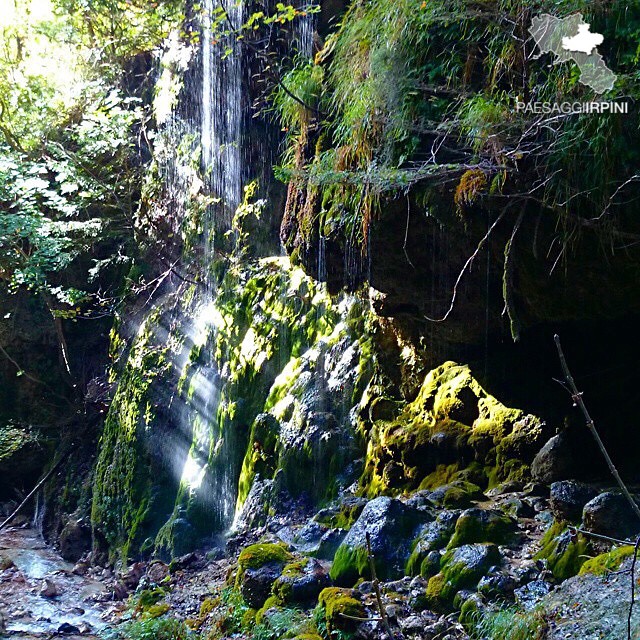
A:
529 13 616 93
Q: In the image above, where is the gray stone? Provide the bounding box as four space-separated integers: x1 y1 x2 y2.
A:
330 496 431 584
59 519 92 563
582 491 640 540
514 579 552 610
549 481 597 522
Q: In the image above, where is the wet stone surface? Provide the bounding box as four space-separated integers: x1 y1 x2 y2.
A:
0 527 111 638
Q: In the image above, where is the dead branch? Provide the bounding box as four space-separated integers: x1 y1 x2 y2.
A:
366 532 395 639
0 449 71 532
424 209 507 323
629 535 640 640
554 334 640 523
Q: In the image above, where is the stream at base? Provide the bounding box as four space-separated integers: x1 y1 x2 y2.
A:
0 527 111 638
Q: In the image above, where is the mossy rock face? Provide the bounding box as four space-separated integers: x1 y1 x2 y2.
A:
535 521 590 581
427 481 485 509
359 362 547 496
317 587 365 633
406 511 458 576
329 497 430 585
238 543 294 572
314 496 368 531
579 546 635 576
236 543 294 608
272 557 331 604
0 425 50 496
426 543 500 611
447 508 516 549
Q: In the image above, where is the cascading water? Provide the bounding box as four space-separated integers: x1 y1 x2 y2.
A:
202 0 244 244
91 1 325 557
174 0 319 535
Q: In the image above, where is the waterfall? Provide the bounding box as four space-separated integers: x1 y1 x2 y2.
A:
202 0 244 251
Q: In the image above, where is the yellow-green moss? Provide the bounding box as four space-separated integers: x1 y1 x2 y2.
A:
145 603 170 619
535 521 590 580
317 587 365 633
255 594 284 624
447 510 515 548
424 573 456 611
358 362 544 498
237 543 293 573
579 546 635 576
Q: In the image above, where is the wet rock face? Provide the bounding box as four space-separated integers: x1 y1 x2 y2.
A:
582 492 640 540
448 508 516 548
59 520 92 563
272 557 331 604
330 497 431 585
0 425 51 500
549 481 597 523
532 431 601 484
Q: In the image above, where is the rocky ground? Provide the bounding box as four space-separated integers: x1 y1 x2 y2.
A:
3 475 640 640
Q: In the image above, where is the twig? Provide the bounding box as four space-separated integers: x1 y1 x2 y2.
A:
338 613 384 622
554 334 640 523
629 535 640 640
0 449 71 532
366 532 395 639
569 526 634 547
424 210 506 323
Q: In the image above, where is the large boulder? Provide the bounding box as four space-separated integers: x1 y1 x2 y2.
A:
531 431 601 483
272 557 331 604
329 497 430 585
235 543 293 608
582 492 640 540
549 481 597 523
425 543 502 610
447 508 516 548
59 518 92 563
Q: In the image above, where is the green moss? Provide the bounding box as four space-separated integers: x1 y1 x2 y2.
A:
579 545 635 576
315 503 365 531
237 543 293 572
137 588 166 609
317 587 365 633
459 596 481 629
424 573 456 611
145 603 170 619
447 510 515 548
358 362 544 498
535 521 590 581
329 544 370 586
91 308 173 562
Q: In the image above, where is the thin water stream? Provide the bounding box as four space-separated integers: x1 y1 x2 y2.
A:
0 527 110 638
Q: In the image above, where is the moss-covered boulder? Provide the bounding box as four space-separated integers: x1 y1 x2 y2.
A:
236 543 293 608
535 521 590 581
425 543 501 610
447 508 516 548
579 545 635 576
329 497 430 585
427 481 485 509
272 557 331 604
406 511 458 576
359 362 549 496
317 587 365 634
